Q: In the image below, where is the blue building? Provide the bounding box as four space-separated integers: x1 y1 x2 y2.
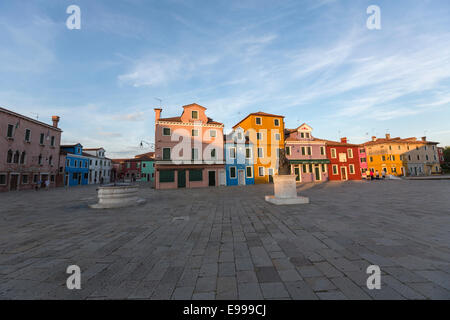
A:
224 128 255 186
60 143 90 186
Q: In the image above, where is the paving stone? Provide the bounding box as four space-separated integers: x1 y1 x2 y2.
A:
382 275 425 299
255 266 282 283
314 261 344 278
218 262 236 277
216 276 237 299
238 283 263 299
297 265 323 278
305 277 337 292
250 247 273 267
195 277 217 293
408 282 450 299
330 277 372 300
284 280 318 300
260 282 290 299
277 269 302 282
192 292 215 300
235 258 254 271
316 290 348 300
236 270 258 283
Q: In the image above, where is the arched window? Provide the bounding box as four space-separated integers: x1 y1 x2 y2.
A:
7 149 13 163
13 151 20 163
20 152 26 164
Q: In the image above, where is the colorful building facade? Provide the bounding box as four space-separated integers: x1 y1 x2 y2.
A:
325 138 362 181
154 103 225 189
233 112 285 184
135 152 155 183
83 148 112 184
60 143 90 186
284 124 329 182
363 134 440 176
358 146 368 176
0 107 62 191
224 128 255 186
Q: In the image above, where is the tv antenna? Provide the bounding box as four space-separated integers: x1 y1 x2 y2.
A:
30 112 39 120
139 140 155 150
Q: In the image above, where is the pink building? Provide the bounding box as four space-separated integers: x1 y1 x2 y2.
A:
0 107 62 191
284 123 329 182
358 146 368 176
154 103 225 189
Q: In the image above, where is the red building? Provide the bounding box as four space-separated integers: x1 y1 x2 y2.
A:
437 147 445 165
323 138 362 181
111 158 141 182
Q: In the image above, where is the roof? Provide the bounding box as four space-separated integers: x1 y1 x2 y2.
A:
158 115 223 125
61 143 82 148
318 139 361 147
0 107 62 132
233 111 285 129
182 103 206 110
362 137 439 146
84 147 104 151
135 152 155 160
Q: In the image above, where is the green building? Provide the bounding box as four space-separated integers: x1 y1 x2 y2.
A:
135 152 155 183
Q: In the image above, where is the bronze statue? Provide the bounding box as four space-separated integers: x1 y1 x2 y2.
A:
278 148 291 175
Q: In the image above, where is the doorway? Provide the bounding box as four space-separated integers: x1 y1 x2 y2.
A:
340 167 348 181
294 166 300 182
208 171 216 186
178 170 186 188
10 174 18 191
238 170 245 185
77 173 81 185
314 166 321 181
219 169 226 186
268 168 274 183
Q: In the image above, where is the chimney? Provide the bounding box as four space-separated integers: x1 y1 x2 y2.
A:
385 133 390 139
154 108 162 122
371 136 376 142
52 116 60 128
421 136 426 142
340 137 347 144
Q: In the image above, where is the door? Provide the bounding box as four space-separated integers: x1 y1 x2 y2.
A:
208 171 216 186
314 166 321 181
178 170 186 188
65 174 69 186
219 169 226 186
238 170 245 185
414 167 417 176
10 174 18 191
294 166 300 182
268 168 274 183
340 167 347 181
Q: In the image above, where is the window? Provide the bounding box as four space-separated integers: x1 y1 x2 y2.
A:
382 155 386 161
275 133 280 141
303 164 307 173
426 155 429 161
332 165 338 175
246 166 253 178
229 147 236 159
0 174 6 185
163 127 171 136
40 133 45 145
349 164 355 174
417 155 420 160
191 148 199 160
331 148 336 158
258 167 264 176
321 164 326 172
257 132 262 140
320 146 325 156
255 117 262 125
392 155 395 161
6 149 13 163
7 124 14 138
143 163 146 168
257 148 264 158
300 132 305 138
309 164 313 173
307 147 312 156
163 148 171 160
25 129 31 142
189 169 203 181
210 149 216 159
347 149 353 158
49 156 53 166
192 110 198 119
33 174 38 183
229 167 237 179
359 148 365 153
408 155 411 161
66 159 70 167
51 136 55 146
286 146 291 156
192 129 199 137
361 157 366 163
370 156 373 162
22 175 28 184
389 145 392 150
13 151 19 163
305 133 310 138
210 130 216 137
237 132 243 140
246 148 252 159
274 119 280 126
301 147 306 155
159 170 175 182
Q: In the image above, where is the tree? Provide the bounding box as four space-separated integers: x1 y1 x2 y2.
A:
444 146 450 163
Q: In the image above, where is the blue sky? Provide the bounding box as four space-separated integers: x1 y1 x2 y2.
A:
1 0 449 158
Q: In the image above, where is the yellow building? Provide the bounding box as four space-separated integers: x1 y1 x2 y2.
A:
363 134 440 176
233 112 285 183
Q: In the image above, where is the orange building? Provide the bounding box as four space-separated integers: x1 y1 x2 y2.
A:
233 112 285 184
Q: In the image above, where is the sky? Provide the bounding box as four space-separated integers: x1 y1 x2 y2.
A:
1 0 449 158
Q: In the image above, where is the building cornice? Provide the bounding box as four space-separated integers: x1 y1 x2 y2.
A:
156 120 224 128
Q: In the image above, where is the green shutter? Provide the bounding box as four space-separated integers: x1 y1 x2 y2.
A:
159 170 175 182
189 169 203 181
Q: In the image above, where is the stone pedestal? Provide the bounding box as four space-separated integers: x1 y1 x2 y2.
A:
265 174 309 205
89 183 146 209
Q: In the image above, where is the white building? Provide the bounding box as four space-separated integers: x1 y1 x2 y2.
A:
83 148 112 184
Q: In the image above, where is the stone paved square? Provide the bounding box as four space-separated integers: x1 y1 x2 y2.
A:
0 180 450 299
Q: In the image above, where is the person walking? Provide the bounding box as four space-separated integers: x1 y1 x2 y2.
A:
36 178 42 191
382 170 386 179
45 179 50 190
370 170 374 180
366 170 371 180
375 170 380 180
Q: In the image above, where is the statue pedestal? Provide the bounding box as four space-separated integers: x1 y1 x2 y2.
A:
89 184 146 209
265 174 309 205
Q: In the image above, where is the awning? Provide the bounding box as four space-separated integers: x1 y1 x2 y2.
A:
289 159 330 164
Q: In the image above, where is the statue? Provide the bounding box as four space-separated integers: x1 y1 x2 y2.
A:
278 148 291 175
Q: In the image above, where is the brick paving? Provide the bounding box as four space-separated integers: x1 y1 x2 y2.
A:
0 180 449 299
